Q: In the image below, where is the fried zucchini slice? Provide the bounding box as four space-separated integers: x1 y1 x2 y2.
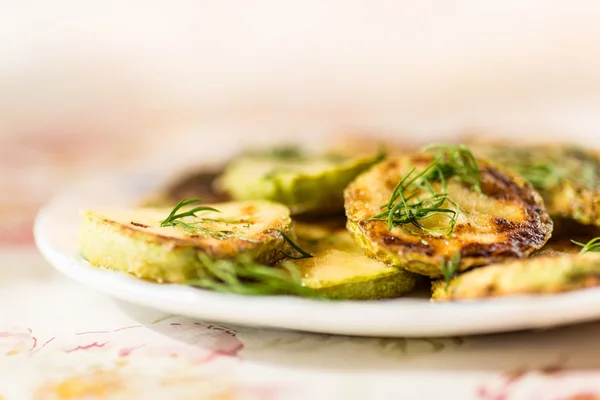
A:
79 200 293 283
345 153 553 277
432 253 600 300
292 222 420 299
469 142 600 227
217 147 384 215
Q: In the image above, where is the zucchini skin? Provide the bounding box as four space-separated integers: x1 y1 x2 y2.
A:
78 201 293 283
432 253 600 300
219 152 384 215
344 154 553 277
293 222 420 300
311 271 418 300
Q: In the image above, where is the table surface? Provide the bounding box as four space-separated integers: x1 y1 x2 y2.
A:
2 130 600 400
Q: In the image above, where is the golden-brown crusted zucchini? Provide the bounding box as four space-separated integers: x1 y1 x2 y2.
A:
432 253 600 300
344 152 553 277
292 222 420 300
469 142 600 227
79 200 293 283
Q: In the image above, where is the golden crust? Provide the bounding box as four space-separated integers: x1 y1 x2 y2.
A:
78 201 293 282
344 154 553 277
469 141 600 228
432 253 600 300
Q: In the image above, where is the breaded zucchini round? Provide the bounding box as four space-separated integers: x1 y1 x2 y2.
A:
292 222 420 300
432 253 600 300
470 142 600 227
79 200 293 283
217 148 383 215
345 152 553 277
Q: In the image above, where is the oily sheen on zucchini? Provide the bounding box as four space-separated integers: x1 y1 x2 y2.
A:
431 253 600 300
470 142 600 227
218 148 383 215
344 153 553 277
292 222 420 300
79 200 293 283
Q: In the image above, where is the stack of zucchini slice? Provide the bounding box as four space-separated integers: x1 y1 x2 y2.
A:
432 141 600 300
79 142 600 300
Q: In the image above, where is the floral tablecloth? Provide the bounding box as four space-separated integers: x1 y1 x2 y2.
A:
2 130 600 400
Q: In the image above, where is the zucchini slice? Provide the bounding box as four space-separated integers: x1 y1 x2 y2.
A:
470 142 600 227
292 222 420 299
432 253 600 300
79 200 293 283
217 147 384 215
344 152 553 277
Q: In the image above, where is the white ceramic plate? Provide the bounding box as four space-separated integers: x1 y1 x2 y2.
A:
34 172 600 337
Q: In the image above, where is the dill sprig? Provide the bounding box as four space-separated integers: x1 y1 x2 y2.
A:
273 229 313 260
160 199 240 240
572 237 600 254
159 199 315 296
423 144 482 194
441 250 462 286
185 253 317 297
370 165 459 236
160 198 220 228
369 144 482 237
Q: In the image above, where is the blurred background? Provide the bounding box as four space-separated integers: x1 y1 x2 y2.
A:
2 1 600 245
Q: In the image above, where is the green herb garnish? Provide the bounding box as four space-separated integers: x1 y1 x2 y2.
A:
441 250 462 286
272 229 313 260
369 144 482 237
572 237 600 254
160 198 241 240
423 144 482 191
186 253 317 296
160 199 220 228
